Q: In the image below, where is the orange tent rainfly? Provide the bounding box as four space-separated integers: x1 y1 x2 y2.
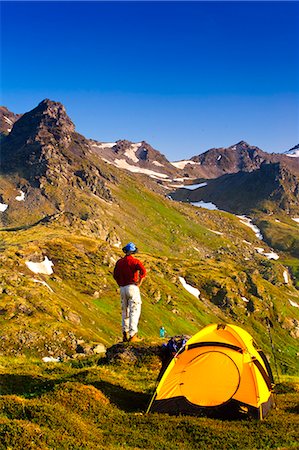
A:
148 323 275 419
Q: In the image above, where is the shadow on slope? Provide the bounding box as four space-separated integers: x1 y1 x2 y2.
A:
91 380 150 412
0 371 150 413
0 373 61 397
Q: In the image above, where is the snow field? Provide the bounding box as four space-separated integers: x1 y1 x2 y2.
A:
179 276 200 298
25 257 54 275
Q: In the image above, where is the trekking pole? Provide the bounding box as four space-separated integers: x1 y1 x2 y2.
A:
265 317 280 384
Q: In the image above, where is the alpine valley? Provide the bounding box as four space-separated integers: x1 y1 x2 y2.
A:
0 99 298 377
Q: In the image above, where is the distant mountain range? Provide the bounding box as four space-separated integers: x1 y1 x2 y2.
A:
179 141 299 179
1 99 298 218
1 102 298 180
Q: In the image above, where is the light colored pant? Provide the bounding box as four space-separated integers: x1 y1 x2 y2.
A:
120 284 142 337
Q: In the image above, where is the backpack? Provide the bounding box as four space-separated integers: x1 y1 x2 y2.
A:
158 336 187 380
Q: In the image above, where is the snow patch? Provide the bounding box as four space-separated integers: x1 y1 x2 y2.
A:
172 177 197 182
179 276 200 298
15 190 25 201
42 356 61 362
171 160 201 169
124 143 142 163
168 182 207 189
149 174 169 180
237 216 263 240
25 257 54 275
7 128 11 133
113 159 169 178
191 201 218 210
217 155 222 161
3 116 13 125
0 203 8 212
181 182 208 190
289 300 299 308
292 218 299 224
241 296 249 303
92 142 116 149
264 252 279 260
285 150 299 158
283 270 289 284
208 229 223 235
152 161 164 167
263 252 279 260
32 278 54 292
255 248 279 260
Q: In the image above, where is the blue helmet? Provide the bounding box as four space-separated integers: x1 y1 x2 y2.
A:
122 242 137 254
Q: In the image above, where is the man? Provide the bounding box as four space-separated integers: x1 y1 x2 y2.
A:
113 242 146 342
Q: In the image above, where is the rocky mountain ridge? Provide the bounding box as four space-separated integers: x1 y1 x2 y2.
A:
183 141 299 179
2 100 298 185
0 100 117 230
0 106 22 135
88 138 299 184
89 138 180 180
1 99 298 225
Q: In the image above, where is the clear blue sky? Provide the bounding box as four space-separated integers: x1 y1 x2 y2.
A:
1 1 299 160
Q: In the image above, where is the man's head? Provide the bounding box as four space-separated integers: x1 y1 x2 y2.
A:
122 242 138 255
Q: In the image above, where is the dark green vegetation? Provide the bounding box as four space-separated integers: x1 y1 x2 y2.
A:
172 163 299 217
256 214 299 259
0 353 298 449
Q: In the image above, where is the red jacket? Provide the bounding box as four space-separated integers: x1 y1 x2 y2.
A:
113 255 146 287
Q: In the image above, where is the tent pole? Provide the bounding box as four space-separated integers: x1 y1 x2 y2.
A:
146 392 157 414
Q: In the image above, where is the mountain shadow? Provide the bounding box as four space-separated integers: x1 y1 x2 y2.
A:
171 162 299 215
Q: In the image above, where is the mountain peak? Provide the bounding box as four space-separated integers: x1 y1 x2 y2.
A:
1 99 77 178
235 140 251 148
39 98 58 106
34 99 75 131
37 98 67 114
7 99 75 144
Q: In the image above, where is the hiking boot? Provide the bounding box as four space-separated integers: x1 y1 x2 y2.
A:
129 334 142 343
123 332 129 342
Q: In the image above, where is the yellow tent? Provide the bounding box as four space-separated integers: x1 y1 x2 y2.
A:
148 323 274 419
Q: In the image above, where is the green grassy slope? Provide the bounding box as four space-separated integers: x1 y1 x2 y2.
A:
0 169 298 375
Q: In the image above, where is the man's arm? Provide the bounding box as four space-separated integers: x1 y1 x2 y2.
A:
136 260 146 286
137 277 144 287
